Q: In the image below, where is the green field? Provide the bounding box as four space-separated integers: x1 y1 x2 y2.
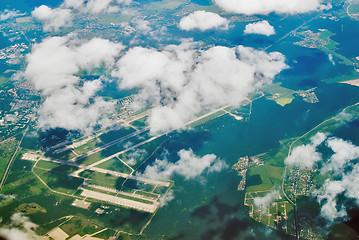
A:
0 76 11 88
35 160 60 170
73 138 102 155
318 30 353 66
79 170 120 189
45 149 77 161
130 116 148 129
261 83 296 107
34 168 83 194
97 157 133 174
246 165 284 192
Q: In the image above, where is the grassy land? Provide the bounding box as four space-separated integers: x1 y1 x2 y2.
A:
73 138 102 155
188 110 227 128
135 190 158 199
130 116 148 129
116 193 153 204
35 160 60 170
79 170 119 189
246 165 284 192
77 152 104 166
275 97 295 107
96 158 133 174
34 168 83 194
261 83 296 107
0 76 11 88
45 149 77 161
318 30 354 66
261 83 295 96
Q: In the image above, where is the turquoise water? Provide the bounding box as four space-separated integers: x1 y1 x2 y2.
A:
0 0 63 12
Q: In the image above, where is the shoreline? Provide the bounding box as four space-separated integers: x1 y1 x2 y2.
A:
340 78 359 87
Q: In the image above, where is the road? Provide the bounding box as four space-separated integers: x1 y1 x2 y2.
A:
264 13 322 51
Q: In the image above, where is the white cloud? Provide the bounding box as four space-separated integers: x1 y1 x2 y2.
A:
140 149 227 180
214 0 328 15
179 11 229 31
32 0 133 31
253 190 279 212
323 138 359 175
309 136 359 221
132 18 152 33
63 0 132 14
113 41 287 135
244 20 275 36
0 213 40 240
24 36 124 133
160 190 175 207
314 179 347 221
314 164 359 221
285 132 326 169
0 10 22 21
32 5 72 32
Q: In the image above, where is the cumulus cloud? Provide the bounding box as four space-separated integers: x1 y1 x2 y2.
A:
32 5 72 32
0 10 22 21
140 149 227 180
285 133 326 169
63 0 132 14
32 0 133 31
179 11 229 31
24 36 124 133
303 136 359 221
132 18 152 33
113 41 287 135
314 164 359 221
323 138 359 175
244 20 275 36
214 0 328 15
253 190 279 212
0 213 40 240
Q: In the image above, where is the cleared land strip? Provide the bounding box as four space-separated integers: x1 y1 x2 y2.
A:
81 188 158 213
83 183 159 201
90 167 171 187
